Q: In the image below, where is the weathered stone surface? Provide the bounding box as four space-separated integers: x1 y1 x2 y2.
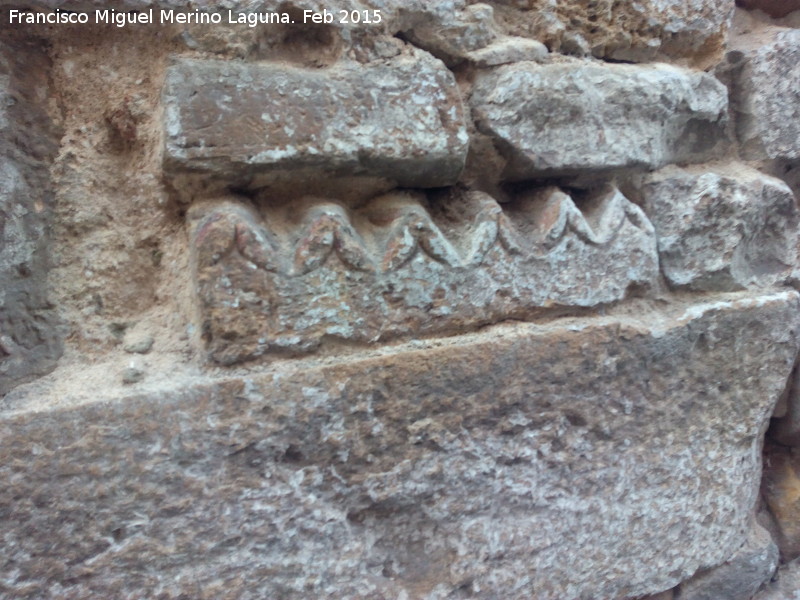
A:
640 165 799 292
466 36 548 67
753 557 800 600
738 0 800 18
189 185 658 364
490 0 736 65
162 49 469 193
0 36 62 396
675 521 779 600
471 61 729 180
732 28 800 161
1 291 797 599
763 442 800 561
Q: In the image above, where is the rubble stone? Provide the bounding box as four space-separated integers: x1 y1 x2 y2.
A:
490 0 736 65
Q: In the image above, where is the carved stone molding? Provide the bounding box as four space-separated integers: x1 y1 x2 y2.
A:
189 186 658 364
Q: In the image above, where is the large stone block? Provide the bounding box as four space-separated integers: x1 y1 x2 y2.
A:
0 37 62 396
0 291 797 599
732 28 800 161
189 185 658 364
641 165 799 292
471 61 728 180
162 49 469 193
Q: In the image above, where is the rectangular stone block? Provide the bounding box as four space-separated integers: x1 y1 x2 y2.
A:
162 50 469 192
732 28 800 161
1 291 797 599
641 165 799 291
471 61 729 180
189 185 658 364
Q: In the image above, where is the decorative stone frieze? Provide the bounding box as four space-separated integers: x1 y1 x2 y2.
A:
189 186 658 364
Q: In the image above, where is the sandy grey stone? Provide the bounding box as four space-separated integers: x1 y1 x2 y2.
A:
0 38 62 396
466 36 549 66
123 334 154 355
640 165 799 292
732 28 800 161
189 185 658 364
675 521 779 600
121 367 145 384
0 290 797 599
401 2 498 65
489 0 735 65
753 558 800 600
471 61 729 180
162 49 469 194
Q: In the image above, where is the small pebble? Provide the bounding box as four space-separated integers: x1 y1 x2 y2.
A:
124 335 154 354
122 367 145 385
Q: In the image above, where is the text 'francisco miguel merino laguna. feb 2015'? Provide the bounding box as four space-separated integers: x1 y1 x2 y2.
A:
7 8 385 27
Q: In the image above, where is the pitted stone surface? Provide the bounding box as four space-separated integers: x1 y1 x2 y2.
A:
490 0 735 64
0 38 62 396
162 49 469 192
641 165 799 291
753 558 800 599
189 186 658 364
471 61 729 180
732 28 800 161
1 291 797 599
675 521 779 600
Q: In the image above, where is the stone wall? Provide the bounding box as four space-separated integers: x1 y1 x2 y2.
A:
2 1 800 598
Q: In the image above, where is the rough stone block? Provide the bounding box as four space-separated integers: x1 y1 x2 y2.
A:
0 38 62 396
732 28 800 161
641 165 799 292
490 0 735 65
753 557 800 599
1 291 797 599
471 61 728 180
162 49 469 193
675 521 779 600
189 185 658 364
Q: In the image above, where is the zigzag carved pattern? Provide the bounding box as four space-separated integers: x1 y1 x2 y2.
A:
193 186 652 277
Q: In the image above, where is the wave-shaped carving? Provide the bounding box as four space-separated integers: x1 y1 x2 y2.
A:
192 186 652 279
189 186 658 365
